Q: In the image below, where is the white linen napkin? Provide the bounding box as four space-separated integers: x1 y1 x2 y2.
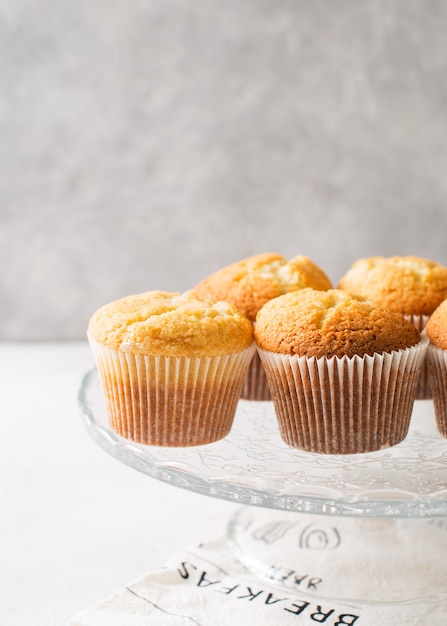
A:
68 511 447 626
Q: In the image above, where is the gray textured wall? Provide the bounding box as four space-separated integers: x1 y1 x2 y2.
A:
2 0 447 340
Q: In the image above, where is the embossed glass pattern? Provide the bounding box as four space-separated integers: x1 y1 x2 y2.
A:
79 369 447 517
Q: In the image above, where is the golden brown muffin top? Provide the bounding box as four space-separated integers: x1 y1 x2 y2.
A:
88 290 253 357
194 252 332 321
338 256 447 316
426 299 447 350
254 288 421 358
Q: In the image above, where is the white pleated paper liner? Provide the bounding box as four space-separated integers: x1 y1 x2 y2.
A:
404 313 431 399
426 342 447 439
87 334 255 447
257 336 428 454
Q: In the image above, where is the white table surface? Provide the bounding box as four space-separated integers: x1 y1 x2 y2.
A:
0 342 238 626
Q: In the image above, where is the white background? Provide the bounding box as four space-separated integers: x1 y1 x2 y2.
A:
2 0 447 339
0 343 236 624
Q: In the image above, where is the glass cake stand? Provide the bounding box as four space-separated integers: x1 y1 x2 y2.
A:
78 369 447 611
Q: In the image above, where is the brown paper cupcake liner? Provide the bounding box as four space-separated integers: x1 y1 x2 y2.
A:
426 343 447 439
88 334 255 446
240 351 272 401
258 337 428 454
404 314 431 399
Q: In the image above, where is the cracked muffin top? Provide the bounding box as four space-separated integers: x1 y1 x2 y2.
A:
254 288 420 359
338 256 447 316
194 252 332 321
88 290 253 357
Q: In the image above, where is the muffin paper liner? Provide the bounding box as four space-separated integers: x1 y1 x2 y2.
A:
257 337 428 454
404 314 431 399
88 334 255 446
241 351 272 401
426 342 447 439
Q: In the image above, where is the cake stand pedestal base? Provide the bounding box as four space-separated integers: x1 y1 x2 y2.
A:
228 507 447 604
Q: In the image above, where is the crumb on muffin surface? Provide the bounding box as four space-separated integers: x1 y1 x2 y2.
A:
194 252 332 321
88 290 253 357
338 256 447 316
254 288 421 359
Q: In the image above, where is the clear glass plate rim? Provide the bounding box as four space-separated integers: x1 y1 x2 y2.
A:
78 369 447 519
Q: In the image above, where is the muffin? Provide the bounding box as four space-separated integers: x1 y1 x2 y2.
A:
425 299 447 438
338 256 447 399
195 253 332 400
254 288 427 454
87 290 255 446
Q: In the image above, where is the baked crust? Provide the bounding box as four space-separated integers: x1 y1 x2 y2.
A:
338 256 447 315
194 252 332 321
88 290 253 357
254 288 420 358
426 299 447 350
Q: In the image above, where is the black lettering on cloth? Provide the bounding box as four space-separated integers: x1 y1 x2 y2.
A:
175 554 360 625
284 600 311 615
291 574 322 590
334 615 360 625
307 577 322 590
264 592 288 605
182 550 233 577
197 571 221 588
266 567 323 591
177 562 198 580
214 584 240 595
293 574 309 585
237 587 263 602
310 606 335 622
280 570 296 583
